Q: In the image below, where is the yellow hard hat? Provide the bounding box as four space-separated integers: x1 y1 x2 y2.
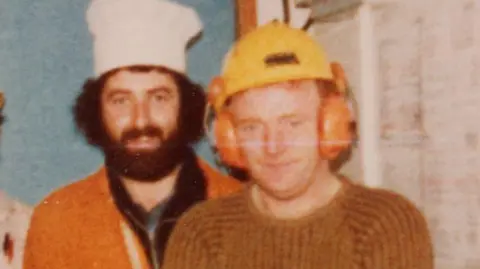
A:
210 20 334 112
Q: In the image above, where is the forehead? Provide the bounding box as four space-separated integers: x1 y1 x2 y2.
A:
228 80 321 118
103 69 178 94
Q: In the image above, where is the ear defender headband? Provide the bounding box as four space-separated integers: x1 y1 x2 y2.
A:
203 62 357 169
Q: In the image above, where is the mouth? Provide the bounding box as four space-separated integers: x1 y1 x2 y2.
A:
125 136 161 151
263 160 298 170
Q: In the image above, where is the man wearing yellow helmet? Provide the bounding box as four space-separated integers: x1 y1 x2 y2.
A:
163 20 433 269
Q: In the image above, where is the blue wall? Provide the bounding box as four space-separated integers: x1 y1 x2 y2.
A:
0 0 235 204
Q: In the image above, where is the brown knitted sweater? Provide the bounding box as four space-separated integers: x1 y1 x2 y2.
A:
163 179 434 269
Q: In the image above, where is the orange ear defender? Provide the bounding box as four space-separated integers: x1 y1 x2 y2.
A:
317 88 354 159
205 77 245 168
318 62 355 159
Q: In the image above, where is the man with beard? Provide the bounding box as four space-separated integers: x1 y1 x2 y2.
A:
23 0 242 268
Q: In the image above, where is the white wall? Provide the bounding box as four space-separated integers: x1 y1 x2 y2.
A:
311 0 480 268
256 0 311 29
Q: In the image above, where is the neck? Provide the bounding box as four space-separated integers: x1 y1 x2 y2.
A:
121 164 183 211
251 164 342 220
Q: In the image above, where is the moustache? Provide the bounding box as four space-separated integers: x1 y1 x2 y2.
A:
120 126 164 143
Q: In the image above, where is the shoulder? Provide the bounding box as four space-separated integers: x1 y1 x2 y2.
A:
346 183 426 221
24 167 111 264
176 190 246 234
164 192 248 267
344 183 430 235
196 158 244 198
31 167 109 224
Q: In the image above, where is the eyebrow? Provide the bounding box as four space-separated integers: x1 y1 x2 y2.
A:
279 113 300 119
148 86 175 95
105 89 129 99
234 114 301 125
104 86 174 98
234 118 261 126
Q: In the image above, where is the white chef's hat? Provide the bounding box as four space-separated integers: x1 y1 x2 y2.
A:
86 0 203 77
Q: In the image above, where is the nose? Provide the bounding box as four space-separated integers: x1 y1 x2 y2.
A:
132 100 150 129
264 125 286 156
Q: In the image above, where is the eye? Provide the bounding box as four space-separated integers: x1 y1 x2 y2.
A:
152 92 167 102
284 118 303 128
289 119 302 127
239 123 260 133
110 95 128 105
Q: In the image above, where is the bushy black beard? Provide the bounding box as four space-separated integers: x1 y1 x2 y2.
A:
103 125 189 182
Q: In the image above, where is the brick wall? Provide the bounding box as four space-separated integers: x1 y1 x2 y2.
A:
312 0 480 268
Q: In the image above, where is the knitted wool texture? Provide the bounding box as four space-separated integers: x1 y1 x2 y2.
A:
163 179 434 269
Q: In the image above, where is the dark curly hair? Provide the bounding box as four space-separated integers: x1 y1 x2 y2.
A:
72 65 206 148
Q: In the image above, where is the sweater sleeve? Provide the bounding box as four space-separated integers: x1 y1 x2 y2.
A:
163 205 214 269
363 197 434 269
